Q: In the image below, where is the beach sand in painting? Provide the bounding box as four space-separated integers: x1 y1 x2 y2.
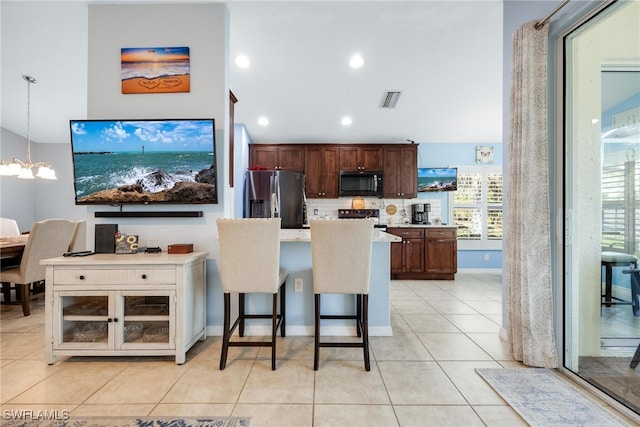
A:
122 74 190 94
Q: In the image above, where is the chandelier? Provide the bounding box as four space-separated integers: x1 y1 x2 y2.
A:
0 75 57 179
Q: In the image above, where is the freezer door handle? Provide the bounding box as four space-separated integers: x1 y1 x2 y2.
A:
271 192 279 218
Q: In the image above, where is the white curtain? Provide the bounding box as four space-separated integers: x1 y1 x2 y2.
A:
504 20 558 368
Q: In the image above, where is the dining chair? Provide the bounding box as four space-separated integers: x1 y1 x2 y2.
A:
310 218 375 371
0 218 20 237
68 219 87 252
0 218 22 270
216 218 287 370
0 218 76 316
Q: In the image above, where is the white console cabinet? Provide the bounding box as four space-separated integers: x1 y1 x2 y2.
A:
42 252 207 364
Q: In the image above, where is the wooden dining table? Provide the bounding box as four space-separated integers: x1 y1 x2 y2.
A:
0 235 28 259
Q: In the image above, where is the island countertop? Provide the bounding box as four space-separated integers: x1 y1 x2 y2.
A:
385 224 457 229
280 228 401 243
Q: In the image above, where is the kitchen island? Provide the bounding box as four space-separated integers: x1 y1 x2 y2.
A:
241 228 401 336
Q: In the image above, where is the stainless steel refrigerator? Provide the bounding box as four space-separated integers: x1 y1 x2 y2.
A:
244 170 305 228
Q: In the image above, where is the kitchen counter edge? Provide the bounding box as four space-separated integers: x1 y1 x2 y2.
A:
280 229 401 243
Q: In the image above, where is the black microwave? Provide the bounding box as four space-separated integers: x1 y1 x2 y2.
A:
339 171 383 197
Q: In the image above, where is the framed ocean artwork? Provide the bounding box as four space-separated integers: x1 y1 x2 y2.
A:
121 47 190 94
417 167 457 192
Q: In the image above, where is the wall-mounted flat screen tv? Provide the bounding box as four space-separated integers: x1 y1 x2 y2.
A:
417 167 457 192
69 119 217 205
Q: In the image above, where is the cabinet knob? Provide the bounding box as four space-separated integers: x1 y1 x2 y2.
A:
79 275 85 280
114 318 119 323
141 274 147 279
107 318 112 323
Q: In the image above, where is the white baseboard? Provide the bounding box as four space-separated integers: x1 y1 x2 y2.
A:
457 268 502 274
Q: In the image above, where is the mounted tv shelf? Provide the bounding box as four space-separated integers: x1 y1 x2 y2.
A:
95 211 203 218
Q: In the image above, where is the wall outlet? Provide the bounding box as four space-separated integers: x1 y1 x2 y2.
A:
294 277 303 292
484 253 490 262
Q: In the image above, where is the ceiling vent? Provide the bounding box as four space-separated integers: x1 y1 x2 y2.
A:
380 91 401 109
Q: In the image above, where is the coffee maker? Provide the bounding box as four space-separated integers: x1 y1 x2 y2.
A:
412 203 430 225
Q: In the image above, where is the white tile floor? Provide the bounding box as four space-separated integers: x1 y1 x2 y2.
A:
0 273 629 426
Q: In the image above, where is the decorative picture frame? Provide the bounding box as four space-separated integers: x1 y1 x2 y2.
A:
115 233 139 254
121 47 190 94
476 146 494 163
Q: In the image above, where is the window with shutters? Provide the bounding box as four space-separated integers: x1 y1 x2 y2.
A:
601 156 639 254
451 166 503 250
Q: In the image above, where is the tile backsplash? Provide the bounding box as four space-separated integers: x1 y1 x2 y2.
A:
306 197 443 225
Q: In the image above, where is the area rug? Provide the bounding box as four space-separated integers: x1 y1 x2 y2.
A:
476 368 630 426
0 416 250 427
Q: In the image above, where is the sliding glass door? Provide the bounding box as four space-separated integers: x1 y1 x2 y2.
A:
564 0 640 414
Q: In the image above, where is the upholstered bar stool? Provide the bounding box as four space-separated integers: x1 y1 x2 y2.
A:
601 251 638 309
216 218 287 370
310 218 374 371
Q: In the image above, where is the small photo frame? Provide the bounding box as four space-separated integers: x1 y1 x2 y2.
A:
115 233 139 254
476 146 494 163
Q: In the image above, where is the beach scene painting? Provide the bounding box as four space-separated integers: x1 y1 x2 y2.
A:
121 47 190 94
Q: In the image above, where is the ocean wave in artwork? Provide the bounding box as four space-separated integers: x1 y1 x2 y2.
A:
121 61 190 80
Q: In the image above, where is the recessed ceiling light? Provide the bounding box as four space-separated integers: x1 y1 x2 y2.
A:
341 116 353 126
235 54 250 69
349 54 364 69
258 117 269 126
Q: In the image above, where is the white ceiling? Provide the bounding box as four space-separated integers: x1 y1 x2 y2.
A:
226 1 503 144
0 0 504 146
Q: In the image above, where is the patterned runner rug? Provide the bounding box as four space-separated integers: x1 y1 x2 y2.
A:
1 416 250 427
476 368 630 427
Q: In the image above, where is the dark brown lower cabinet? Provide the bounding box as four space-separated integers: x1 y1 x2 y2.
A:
388 227 457 280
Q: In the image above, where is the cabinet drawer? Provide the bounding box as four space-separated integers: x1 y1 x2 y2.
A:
425 229 456 240
388 228 424 239
53 269 175 285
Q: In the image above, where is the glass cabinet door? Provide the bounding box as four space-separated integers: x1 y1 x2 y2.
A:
58 293 110 347
119 292 174 348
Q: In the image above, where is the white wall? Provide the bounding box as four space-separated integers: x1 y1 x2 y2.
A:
0 0 88 231
0 129 37 231
86 3 230 327
233 123 251 218
0 130 87 232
